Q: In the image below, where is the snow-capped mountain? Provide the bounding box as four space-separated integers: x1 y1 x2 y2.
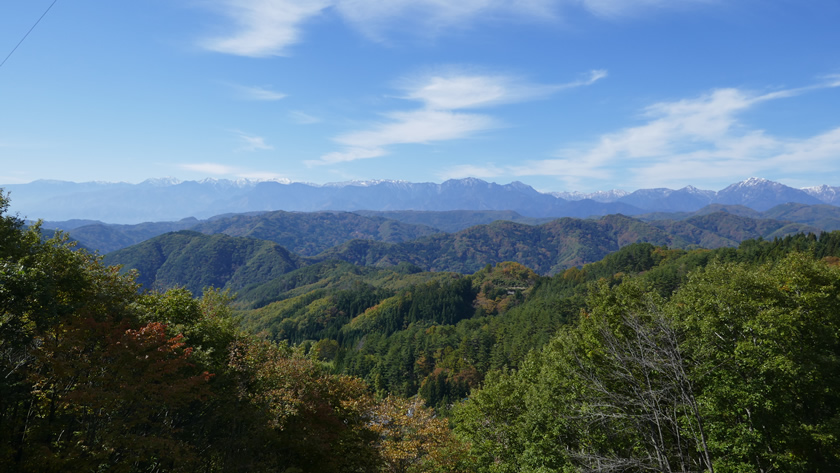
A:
802 185 840 205
715 177 823 211
2 177 838 224
551 189 630 203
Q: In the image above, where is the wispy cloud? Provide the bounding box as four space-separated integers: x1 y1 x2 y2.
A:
197 0 713 57
399 69 606 109
288 110 322 124
231 130 274 151
333 0 559 40
578 0 709 18
504 81 840 189
178 162 288 181
230 83 287 101
237 170 290 181
179 162 240 175
200 0 330 57
439 163 507 180
309 69 604 165
820 73 840 88
314 109 498 164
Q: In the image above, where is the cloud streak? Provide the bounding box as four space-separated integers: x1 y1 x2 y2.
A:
200 0 330 57
400 69 606 109
230 84 287 101
310 69 605 165
178 162 288 181
198 0 711 57
449 81 840 189
289 110 321 124
179 162 239 175
231 130 274 151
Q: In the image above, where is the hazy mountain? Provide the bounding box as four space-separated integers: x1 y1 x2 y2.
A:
45 200 840 257
552 189 630 202
51 211 440 255
43 218 201 254
103 210 828 298
4 177 838 224
189 210 441 256
618 186 716 212
353 210 553 232
636 202 840 232
649 212 820 248
312 215 691 275
761 203 840 231
559 199 645 218
312 211 823 274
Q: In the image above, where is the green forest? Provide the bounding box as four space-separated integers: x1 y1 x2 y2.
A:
5 189 840 472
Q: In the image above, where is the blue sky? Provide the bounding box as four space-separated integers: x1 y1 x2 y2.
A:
1 0 839 193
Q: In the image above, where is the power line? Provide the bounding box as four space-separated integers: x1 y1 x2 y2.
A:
0 0 60 70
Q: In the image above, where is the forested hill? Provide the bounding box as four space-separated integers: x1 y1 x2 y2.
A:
102 231 303 295
41 201 839 255
230 231 840 473
103 210 823 296
299 211 820 273
101 214 677 295
233 231 840 396
313 215 680 274
188 210 441 256
353 209 556 232
49 210 441 254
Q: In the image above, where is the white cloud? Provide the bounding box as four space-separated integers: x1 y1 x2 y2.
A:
509 81 840 189
439 163 507 180
402 75 511 110
197 0 713 57
200 0 330 57
336 109 498 147
237 170 291 181
231 84 287 101
231 130 274 151
769 127 840 172
399 69 605 110
824 74 840 88
289 110 322 124
312 147 387 165
578 0 713 18
312 69 603 165
178 162 289 181
333 0 559 40
309 109 497 165
180 162 239 175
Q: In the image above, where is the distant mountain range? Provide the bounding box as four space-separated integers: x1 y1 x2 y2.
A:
4 177 839 224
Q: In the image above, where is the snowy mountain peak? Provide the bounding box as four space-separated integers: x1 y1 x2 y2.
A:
739 177 772 187
552 190 630 202
323 179 409 188
717 178 822 211
196 177 292 187
3 177 839 223
802 185 840 205
141 177 182 187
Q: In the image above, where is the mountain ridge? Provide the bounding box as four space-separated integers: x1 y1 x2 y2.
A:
5 177 839 224
102 210 823 298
